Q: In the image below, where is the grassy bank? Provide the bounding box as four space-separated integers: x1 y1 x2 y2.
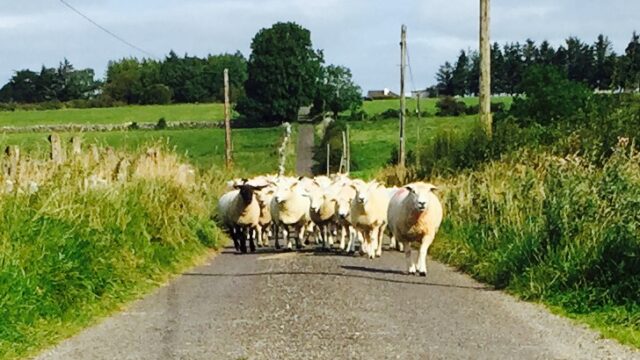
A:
0 103 225 126
0 126 295 175
0 154 227 359
432 147 640 348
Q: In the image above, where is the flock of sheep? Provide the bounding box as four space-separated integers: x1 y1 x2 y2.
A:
217 174 443 276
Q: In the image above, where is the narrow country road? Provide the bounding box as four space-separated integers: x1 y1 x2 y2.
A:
36 249 638 360
295 124 314 177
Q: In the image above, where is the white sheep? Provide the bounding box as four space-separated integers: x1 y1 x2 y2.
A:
350 181 390 259
217 182 267 253
387 182 443 276
333 182 358 252
269 177 311 250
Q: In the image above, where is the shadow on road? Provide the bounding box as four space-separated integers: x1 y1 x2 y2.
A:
182 268 492 291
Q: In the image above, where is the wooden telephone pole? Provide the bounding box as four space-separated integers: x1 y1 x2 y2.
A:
223 68 233 168
479 0 492 138
399 24 407 167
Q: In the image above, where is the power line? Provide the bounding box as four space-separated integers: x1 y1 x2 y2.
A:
405 41 418 92
58 0 158 59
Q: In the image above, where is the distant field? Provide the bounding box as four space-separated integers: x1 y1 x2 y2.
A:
0 126 293 176
0 103 226 127
346 115 479 178
360 96 513 116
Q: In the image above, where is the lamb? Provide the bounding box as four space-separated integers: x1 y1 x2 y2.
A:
217 181 267 253
387 182 443 276
255 185 276 247
350 181 390 259
269 177 311 250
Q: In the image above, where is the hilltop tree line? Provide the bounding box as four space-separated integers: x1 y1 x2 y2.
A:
434 32 640 96
0 51 248 106
0 22 362 123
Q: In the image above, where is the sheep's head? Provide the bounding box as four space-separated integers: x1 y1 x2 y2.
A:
255 187 275 207
335 197 351 219
234 183 267 204
273 180 300 204
404 183 437 212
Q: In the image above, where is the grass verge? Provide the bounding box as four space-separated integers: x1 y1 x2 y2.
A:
0 152 227 359
431 146 640 348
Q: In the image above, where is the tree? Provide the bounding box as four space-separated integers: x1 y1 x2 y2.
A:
503 42 523 95
237 22 323 123
565 37 593 85
537 40 555 66
104 58 143 104
435 61 455 96
591 34 616 90
313 64 362 118
451 50 469 96
204 51 247 102
620 31 640 91
467 51 480 95
490 42 506 94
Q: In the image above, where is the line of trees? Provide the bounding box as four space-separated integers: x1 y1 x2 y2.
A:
434 32 640 96
0 21 363 125
0 51 248 106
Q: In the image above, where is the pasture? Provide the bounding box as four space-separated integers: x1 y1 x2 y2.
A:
0 126 295 176
0 103 226 126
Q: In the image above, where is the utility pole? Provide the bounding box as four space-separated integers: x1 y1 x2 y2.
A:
345 125 350 174
479 0 492 138
223 68 233 168
399 24 407 167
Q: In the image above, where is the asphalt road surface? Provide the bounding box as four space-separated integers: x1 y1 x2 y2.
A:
36 247 639 360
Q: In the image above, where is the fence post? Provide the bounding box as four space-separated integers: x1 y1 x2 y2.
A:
48 133 64 164
71 136 82 156
4 146 19 178
326 143 330 176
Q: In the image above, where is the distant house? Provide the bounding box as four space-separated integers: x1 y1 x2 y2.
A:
365 88 399 100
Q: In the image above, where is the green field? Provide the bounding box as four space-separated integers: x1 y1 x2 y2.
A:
360 96 513 116
0 126 293 176
346 115 478 178
0 103 226 126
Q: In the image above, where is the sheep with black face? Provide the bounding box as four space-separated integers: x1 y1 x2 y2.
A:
217 180 267 253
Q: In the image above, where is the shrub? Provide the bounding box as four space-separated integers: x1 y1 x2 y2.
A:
140 84 172 105
155 117 168 130
436 96 467 116
509 65 592 126
349 109 369 121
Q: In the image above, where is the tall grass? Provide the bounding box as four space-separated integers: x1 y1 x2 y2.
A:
433 144 640 347
0 149 225 359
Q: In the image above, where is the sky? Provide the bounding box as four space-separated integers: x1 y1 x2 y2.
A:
1 0 639 94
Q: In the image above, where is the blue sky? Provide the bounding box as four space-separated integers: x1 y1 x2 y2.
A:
1 0 638 93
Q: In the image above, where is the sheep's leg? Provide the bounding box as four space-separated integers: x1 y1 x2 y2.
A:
416 235 434 276
230 226 240 251
239 227 247 254
322 225 329 249
273 224 281 250
375 224 386 257
369 228 379 259
389 233 396 250
339 225 346 250
248 227 256 253
255 226 263 248
296 225 305 249
328 224 335 246
404 240 416 274
283 227 292 250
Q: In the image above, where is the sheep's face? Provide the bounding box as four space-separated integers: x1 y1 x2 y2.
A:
256 188 275 207
335 198 351 219
234 183 267 204
405 185 434 212
274 181 300 204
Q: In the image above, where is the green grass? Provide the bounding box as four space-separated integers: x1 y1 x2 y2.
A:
0 103 226 126
0 126 295 176
431 147 640 349
360 96 513 116
0 161 225 359
337 115 478 178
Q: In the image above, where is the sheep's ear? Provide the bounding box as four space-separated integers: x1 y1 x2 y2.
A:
298 176 305 181
404 185 415 193
254 185 268 191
